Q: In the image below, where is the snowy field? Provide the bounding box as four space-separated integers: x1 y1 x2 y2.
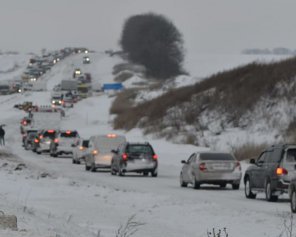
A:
0 52 293 237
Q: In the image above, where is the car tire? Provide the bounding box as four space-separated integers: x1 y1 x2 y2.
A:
291 189 296 213
36 151 41 155
111 168 117 176
52 153 57 158
245 177 256 199
118 166 125 176
265 180 278 202
220 183 227 188
85 164 90 171
232 183 240 190
90 163 96 172
143 172 149 176
76 160 81 164
72 159 76 164
180 173 187 187
193 177 200 189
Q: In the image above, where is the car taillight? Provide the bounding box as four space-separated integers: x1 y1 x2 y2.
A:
122 153 128 161
22 121 27 125
54 138 59 143
39 135 43 139
276 167 288 175
92 150 98 155
79 146 84 151
152 154 158 160
34 139 39 143
236 161 241 171
199 163 207 171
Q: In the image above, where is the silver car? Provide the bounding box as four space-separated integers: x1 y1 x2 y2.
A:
85 134 126 172
180 152 242 189
72 139 89 164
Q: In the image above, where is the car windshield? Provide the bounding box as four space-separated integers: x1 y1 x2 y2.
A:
200 153 234 161
127 145 153 155
43 131 56 139
94 136 126 153
60 131 78 138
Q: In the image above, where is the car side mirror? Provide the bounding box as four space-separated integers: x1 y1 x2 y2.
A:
250 159 255 164
111 149 118 154
181 160 187 164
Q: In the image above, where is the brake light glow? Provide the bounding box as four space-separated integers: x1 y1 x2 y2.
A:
54 138 59 143
153 154 158 160
47 130 55 133
34 139 39 143
79 146 85 151
66 130 72 134
22 120 27 125
39 135 43 139
199 163 207 171
107 134 117 138
276 167 288 175
122 153 128 161
92 150 98 155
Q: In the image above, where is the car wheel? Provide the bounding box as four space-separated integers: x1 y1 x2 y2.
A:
232 183 240 190
245 177 256 199
118 166 125 176
111 168 117 176
180 173 187 187
265 180 278 202
193 177 200 189
143 172 149 176
72 159 76 164
291 189 296 213
52 153 57 158
90 163 96 172
220 183 227 188
76 160 81 164
36 151 41 155
85 164 90 171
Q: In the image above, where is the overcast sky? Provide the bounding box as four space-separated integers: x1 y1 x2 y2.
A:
1 0 296 54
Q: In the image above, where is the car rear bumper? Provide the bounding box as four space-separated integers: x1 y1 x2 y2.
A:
197 172 242 183
56 146 74 154
125 161 157 172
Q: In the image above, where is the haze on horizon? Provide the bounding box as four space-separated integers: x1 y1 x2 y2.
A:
1 0 296 54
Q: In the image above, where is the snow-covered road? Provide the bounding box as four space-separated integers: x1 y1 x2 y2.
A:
0 52 293 237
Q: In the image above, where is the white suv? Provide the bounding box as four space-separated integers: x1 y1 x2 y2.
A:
50 130 79 157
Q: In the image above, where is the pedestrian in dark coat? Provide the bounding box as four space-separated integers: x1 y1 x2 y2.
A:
0 126 5 146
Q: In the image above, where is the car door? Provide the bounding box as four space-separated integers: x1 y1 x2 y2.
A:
182 153 196 182
85 140 94 166
252 152 267 188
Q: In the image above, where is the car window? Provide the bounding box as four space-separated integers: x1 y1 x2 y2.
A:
60 131 78 138
126 145 153 154
270 148 283 163
257 152 266 164
264 151 274 164
200 153 234 161
187 153 196 163
286 149 296 163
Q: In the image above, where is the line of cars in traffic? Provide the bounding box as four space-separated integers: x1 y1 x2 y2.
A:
19 111 296 212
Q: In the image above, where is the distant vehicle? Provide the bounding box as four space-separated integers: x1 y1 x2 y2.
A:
0 84 11 95
23 130 38 150
33 129 58 154
50 130 80 157
83 56 90 64
289 178 296 213
73 68 82 78
111 142 158 177
20 116 32 134
72 139 89 164
61 80 78 91
244 144 296 201
84 134 126 172
77 83 92 99
180 152 242 189
51 95 63 106
62 92 75 108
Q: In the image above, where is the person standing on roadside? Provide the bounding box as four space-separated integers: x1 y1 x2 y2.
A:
0 125 5 146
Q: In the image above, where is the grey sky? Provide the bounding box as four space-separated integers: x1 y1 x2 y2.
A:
1 0 296 54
